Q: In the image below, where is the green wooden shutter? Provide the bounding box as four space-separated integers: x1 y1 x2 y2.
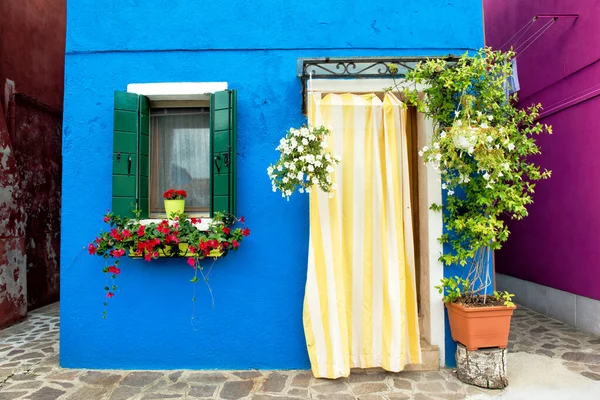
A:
210 90 237 217
112 91 150 218
138 95 150 218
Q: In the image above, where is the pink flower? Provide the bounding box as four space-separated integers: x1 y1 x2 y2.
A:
232 240 239 249
109 229 123 241
88 243 97 255
106 292 114 298
103 215 110 223
187 257 196 268
110 249 125 258
165 234 179 244
108 266 120 275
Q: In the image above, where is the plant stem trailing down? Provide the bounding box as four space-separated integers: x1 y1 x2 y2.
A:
87 211 250 318
398 48 552 304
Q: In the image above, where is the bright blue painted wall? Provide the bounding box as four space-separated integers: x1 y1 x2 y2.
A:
61 0 483 369
442 239 495 367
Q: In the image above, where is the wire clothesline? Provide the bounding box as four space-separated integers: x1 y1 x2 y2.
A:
499 17 537 51
500 14 578 59
513 18 557 58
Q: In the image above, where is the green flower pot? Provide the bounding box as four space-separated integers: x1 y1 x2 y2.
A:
164 199 185 219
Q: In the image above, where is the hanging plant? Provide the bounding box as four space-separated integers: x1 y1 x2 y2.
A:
267 125 340 199
399 47 552 305
87 211 250 318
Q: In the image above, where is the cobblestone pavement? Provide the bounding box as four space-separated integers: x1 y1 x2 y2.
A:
1 303 599 399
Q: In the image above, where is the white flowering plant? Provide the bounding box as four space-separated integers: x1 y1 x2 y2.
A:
268 125 340 199
399 48 552 305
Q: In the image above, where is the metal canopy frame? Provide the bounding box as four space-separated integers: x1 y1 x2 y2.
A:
297 56 460 114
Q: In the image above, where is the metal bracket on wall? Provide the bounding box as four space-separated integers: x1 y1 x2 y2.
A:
297 56 460 114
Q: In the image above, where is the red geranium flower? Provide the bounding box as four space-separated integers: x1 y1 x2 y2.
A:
165 234 179 244
103 215 110 223
187 257 196 267
144 253 152 262
106 292 114 298
137 225 145 237
232 240 239 249
108 266 121 275
191 218 201 224
239 216 245 223
242 228 250 237
163 188 187 200
223 227 231 235
157 225 170 235
110 249 125 258
88 244 97 255
110 228 123 241
122 230 131 239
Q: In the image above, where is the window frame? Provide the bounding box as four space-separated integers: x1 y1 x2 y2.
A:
149 100 211 218
126 82 228 220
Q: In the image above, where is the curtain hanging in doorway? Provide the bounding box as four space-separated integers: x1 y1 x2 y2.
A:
303 92 421 379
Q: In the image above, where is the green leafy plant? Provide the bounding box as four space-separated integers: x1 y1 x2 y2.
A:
435 277 470 304
88 211 250 318
493 291 515 307
396 48 551 306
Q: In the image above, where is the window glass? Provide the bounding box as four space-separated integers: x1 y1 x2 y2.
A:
150 108 210 214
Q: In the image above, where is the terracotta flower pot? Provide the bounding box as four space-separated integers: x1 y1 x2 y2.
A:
446 302 516 351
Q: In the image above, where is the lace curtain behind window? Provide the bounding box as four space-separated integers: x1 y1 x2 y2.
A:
151 108 210 212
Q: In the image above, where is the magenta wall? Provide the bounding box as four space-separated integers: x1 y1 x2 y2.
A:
484 0 600 300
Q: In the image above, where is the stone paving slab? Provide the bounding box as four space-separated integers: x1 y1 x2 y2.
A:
1 303 599 399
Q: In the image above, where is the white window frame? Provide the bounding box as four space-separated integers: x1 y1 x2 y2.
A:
127 82 229 225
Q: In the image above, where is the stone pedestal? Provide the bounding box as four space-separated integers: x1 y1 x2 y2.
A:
455 344 508 389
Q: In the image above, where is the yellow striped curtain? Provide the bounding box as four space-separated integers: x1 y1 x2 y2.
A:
304 92 421 379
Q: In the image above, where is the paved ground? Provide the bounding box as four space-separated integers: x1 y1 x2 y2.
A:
1 303 599 399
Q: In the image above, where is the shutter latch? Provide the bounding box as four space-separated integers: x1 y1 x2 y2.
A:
214 154 221 174
223 152 230 167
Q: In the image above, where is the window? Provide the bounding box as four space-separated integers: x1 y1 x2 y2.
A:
150 104 210 216
112 88 237 220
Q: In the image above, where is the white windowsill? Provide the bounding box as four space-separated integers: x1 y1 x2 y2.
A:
139 218 213 232
126 82 228 101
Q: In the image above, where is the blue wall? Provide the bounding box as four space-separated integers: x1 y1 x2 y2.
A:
61 0 483 369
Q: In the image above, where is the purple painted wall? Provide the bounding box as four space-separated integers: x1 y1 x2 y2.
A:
484 1 600 300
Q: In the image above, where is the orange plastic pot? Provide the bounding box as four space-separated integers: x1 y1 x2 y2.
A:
446 302 516 351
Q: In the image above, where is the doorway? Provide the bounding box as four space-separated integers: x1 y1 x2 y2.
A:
307 79 445 364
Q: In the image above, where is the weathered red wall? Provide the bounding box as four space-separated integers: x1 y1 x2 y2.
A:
0 0 66 110
0 0 65 327
0 108 28 328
